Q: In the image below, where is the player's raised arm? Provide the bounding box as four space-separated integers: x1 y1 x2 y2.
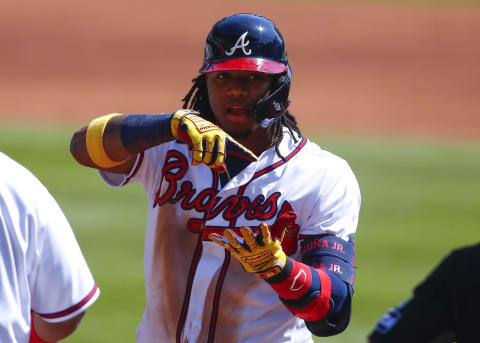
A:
70 111 257 174
69 113 172 174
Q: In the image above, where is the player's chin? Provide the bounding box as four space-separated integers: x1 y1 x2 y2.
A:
228 127 255 140
219 117 256 137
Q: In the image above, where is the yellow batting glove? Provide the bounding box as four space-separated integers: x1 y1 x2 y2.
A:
171 109 257 170
209 223 287 279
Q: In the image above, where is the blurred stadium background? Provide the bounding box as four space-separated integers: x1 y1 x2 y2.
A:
1 0 479 342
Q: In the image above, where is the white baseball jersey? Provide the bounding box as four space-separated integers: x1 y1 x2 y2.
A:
0 153 100 343
100 128 360 343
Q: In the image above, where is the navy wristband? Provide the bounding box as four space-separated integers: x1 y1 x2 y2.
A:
120 113 174 152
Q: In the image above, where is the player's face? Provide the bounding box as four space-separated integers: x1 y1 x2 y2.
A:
206 70 273 139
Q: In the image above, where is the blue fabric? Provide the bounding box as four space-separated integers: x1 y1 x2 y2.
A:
301 234 356 286
299 235 355 322
219 138 258 186
279 267 348 318
120 113 174 152
326 270 348 314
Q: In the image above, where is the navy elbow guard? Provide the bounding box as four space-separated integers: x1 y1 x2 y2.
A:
266 234 356 332
300 234 357 336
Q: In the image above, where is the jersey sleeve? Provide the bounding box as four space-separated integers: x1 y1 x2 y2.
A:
299 154 361 241
99 142 173 190
29 184 99 323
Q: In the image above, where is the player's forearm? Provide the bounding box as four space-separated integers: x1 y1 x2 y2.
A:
31 311 85 342
114 113 174 154
266 257 346 320
209 221 352 335
70 113 174 171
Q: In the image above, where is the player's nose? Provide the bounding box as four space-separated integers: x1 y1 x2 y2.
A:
227 79 249 98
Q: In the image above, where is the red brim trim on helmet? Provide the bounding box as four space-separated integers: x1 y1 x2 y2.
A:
200 58 288 74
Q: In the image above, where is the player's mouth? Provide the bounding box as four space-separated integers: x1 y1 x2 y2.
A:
226 105 250 120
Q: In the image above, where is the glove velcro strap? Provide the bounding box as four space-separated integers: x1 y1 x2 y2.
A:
86 113 128 168
171 109 217 137
171 109 192 135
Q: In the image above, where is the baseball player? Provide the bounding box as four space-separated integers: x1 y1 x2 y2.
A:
0 152 100 343
368 242 480 343
70 13 361 343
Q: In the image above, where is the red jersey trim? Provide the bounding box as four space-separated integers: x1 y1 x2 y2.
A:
121 152 144 186
252 137 306 180
39 283 99 319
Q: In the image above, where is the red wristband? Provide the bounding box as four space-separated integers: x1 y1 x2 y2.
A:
267 259 333 322
268 258 312 299
284 268 332 322
30 313 55 343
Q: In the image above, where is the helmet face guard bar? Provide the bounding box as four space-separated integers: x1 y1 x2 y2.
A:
253 73 291 128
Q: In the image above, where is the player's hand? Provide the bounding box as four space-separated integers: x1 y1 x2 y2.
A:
171 109 257 171
209 223 287 279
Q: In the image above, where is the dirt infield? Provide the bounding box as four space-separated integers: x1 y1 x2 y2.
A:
1 1 479 140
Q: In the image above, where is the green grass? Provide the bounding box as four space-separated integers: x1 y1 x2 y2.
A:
0 124 147 343
1 126 479 342
313 135 480 342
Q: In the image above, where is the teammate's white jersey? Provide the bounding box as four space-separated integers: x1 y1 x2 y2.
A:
0 153 100 343
101 128 361 343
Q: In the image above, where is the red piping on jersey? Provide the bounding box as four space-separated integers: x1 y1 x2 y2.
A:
39 283 98 319
226 148 257 162
227 137 306 228
175 234 204 343
176 169 219 343
175 137 306 340
203 138 306 339
207 251 231 343
251 137 306 179
122 152 144 186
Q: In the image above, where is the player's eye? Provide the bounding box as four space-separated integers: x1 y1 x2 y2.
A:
248 73 267 81
217 72 230 80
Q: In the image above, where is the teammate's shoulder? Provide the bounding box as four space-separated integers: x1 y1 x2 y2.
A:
0 153 47 193
0 152 18 170
1 153 34 180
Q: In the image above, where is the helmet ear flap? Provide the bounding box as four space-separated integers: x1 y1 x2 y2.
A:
252 73 291 128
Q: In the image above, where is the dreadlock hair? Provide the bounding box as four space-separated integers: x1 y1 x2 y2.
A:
181 74 302 160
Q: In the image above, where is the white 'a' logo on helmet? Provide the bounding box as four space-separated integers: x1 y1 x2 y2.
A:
225 32 252 56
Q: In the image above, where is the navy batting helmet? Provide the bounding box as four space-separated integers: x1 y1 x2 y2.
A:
200 13 291 127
